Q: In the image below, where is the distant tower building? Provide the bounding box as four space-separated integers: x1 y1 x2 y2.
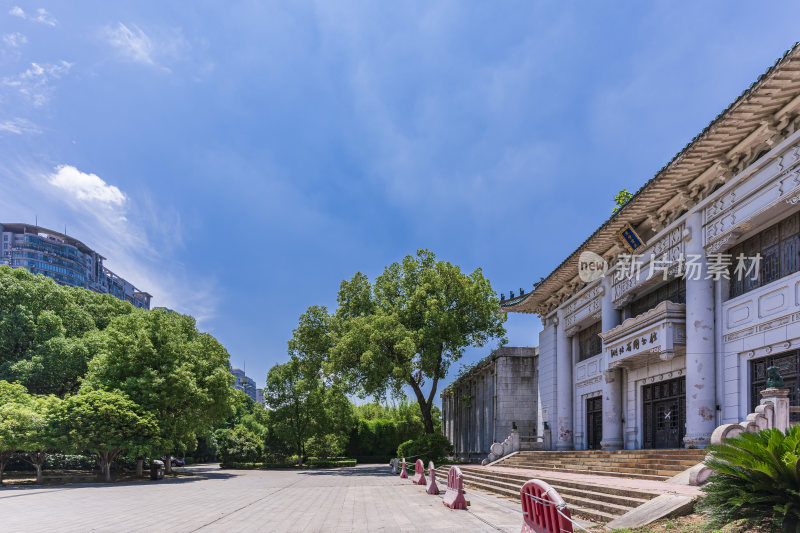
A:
0 223 151 309
255 388 264 405
231 367 257 401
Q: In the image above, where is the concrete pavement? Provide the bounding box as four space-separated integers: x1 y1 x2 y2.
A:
0 464 525 532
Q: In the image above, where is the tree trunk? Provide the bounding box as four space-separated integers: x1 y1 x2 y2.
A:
0 461 5 486
136 457 144 478
34 464 42 484
419 401 435 434
296 442 302 466
165 454 172 475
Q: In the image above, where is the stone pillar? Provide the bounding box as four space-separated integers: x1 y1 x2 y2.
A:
600 280 624 450
761 388 790 432
555 312 573 450
684 211 717 448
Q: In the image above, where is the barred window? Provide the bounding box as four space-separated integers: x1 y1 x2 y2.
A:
628 277 686 319
578 321 602 362
729 212 800 299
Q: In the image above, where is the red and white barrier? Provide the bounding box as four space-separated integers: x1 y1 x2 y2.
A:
399 458 408 479
412 459 426 485
442 465 467 510
520 479 573 533
426 461 439 495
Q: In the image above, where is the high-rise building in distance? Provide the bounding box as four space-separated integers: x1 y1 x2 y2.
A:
231 367 257 401
0 223 151 309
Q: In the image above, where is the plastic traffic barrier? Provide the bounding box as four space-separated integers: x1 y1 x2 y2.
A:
520 478 573 533
412 459 426 485
442 465 467 510
426 461 440 495
399 457 408 479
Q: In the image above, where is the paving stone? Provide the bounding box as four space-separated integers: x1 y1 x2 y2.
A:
0 464 529 532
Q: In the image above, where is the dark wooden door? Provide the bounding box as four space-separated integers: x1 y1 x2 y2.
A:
751 351 800 424
643 377 686 449
586 397 603 450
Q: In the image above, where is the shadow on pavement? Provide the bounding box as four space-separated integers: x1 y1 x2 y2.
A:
0 464 236 497
296 464 396 477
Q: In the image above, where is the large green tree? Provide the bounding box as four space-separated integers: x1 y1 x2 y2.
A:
0 380 35 485
85 309 235 473
0 266 132 396
18 394 61 484
54 389 158 482
331 250 506 433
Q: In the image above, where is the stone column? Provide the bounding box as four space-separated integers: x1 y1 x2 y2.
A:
684 210 717 448
555 312 574 450
761 388 790 432
600 280 624 450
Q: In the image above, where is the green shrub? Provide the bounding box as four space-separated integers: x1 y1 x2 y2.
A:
306 433 347 459
699 426 800 531
222 459 356 469
214 425 263 464
396 433 453 464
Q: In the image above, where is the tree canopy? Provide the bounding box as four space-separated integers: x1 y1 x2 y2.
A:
331 249 506 432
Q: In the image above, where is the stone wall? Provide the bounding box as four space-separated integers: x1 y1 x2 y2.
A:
441 346 538 461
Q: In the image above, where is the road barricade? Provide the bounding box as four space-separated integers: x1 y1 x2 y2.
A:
441 465 467 510
390 458 399 474
520 479 573 533
399 458 408 479
426 461 439 495
412 459 426 485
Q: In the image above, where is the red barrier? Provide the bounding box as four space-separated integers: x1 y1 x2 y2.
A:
442 466 467 510
399 458 408 479
426 461 439 495
412 459 426 485
520 479 573 533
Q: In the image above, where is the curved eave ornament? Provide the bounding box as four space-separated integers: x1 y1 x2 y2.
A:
499 292 534 313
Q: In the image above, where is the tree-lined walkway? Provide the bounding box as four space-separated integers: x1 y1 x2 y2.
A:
0 464 522 532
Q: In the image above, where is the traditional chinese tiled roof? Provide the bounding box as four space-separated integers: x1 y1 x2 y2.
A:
502 42 800 316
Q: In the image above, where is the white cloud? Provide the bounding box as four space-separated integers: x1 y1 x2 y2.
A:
0 117 40 135
2 60 72 106
104 23 155 65
48 165 126 207
8 6 56 25
32 8 56 26
3 32 27 48
103 23 188 71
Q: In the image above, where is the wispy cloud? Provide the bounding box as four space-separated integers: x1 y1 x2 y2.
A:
32 8 56 26
8 6 56 25
3 32 27 48
0 117 40 135
2 60 72 106
48 165 126 207
103 23 188 71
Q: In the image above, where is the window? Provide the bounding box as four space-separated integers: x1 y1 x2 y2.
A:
729 212 800 299
628 277 686 318
578 321 602 361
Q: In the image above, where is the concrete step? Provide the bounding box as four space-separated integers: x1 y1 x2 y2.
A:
434 465 660 524
491 463 671 481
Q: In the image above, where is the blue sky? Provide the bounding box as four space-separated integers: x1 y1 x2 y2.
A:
2 1 800 400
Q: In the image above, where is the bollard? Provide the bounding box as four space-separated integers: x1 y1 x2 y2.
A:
390 458 399 474
426 461 439 495
412 459 426 485
399 458 408 479
442 465 467 510
520 479 573 533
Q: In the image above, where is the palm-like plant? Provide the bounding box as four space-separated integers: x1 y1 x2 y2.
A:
700 426 800 532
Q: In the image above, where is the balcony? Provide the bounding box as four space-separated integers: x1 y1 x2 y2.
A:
599 301 686 370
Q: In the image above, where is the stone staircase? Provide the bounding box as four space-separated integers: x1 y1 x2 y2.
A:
496 449 707 481
435 449 707 523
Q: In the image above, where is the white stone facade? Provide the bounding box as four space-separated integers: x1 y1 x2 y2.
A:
441 346 538 461
500 45 800 450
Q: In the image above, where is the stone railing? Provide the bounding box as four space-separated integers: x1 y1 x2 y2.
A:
689 387 791 485
481 429 519 465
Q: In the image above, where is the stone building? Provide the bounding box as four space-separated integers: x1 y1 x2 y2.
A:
441 346 538 461
500 44 800 450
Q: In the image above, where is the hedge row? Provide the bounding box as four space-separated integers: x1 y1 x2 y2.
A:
221 459 357 469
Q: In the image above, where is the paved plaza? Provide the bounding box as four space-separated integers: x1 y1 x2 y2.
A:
0 464 527 532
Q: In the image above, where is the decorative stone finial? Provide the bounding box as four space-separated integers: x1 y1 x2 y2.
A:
500 293 505 300
520 287 525 295
510 290 515 298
